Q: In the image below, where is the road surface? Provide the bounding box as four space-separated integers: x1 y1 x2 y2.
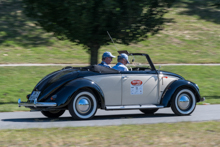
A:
0 104 219 130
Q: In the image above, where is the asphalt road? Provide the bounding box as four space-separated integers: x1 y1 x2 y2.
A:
0 105 220 130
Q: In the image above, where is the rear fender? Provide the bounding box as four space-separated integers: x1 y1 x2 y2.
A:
52 78 105 108
160 80 200 107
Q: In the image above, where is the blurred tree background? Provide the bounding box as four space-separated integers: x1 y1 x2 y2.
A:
22 0 175 65
0 0 53 47
213 0 220 7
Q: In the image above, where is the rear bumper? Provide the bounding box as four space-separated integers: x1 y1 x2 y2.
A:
200 97 205 102
18 98 57 108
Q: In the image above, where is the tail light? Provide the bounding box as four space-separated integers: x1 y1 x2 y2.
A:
50 95 57 101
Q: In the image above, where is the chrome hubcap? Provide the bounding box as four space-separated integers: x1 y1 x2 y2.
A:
76 96 91 114
178 94 190 110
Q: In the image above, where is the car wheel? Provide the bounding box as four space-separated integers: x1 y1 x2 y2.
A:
171 88 196 116
68 90 97 120
41 110 65 118
139 109 158 114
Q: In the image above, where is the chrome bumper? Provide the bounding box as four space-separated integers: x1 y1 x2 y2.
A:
200 97 205 102
18 98 57 108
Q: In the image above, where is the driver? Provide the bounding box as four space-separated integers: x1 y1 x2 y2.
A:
112 53 130 71
98 51 116 68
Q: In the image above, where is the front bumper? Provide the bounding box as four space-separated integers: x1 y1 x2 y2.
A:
200 97 205 102
18 98 57 108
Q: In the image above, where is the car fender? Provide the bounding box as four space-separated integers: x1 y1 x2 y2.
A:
53 78 105 108
160 79 201 107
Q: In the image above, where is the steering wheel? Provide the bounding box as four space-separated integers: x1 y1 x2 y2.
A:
127 65 132 71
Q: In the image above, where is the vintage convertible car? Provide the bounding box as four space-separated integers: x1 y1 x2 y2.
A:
18 51 205 120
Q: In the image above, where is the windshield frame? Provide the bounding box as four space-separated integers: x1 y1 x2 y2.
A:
128 53 156 71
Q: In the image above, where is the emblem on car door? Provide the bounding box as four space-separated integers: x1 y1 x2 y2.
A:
131 80 143 95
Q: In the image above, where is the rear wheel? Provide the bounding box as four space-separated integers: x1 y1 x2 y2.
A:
68 90 97 120
171 88 196 116
41 110 65 118
140 109 158 114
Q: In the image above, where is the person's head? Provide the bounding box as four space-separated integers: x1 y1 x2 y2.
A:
102 51 115 64
117 53 130 65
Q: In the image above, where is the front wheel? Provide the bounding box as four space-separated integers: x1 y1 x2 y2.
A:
41 110 65 118
68 90 97 120
171 88 196 116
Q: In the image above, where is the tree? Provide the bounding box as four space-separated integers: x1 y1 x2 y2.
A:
213 0 220 7
22 0 175 65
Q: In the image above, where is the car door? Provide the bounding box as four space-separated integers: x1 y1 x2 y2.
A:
84 74 122 105
121 71 159 105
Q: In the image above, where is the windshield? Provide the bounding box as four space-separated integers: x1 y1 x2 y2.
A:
128 54 152 71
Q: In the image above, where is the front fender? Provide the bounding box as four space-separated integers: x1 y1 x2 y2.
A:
161 79 201 107
52 78 105 108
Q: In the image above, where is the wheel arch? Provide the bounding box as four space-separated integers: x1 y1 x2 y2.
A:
160 80 201 107
53 78 105 109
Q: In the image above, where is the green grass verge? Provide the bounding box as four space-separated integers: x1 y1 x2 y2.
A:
0 66 63 112
0 121 220 146
0 66 219 112
0 0 220 64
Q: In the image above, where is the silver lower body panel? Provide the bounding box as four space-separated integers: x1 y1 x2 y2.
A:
106 105 164 110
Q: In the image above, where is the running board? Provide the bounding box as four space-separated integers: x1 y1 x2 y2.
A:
106 105 164 110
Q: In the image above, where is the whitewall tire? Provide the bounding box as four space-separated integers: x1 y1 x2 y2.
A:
68 90 97 120
171 88 196 116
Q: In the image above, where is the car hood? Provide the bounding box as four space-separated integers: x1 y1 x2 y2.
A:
34 68 98 101
158 70 184 79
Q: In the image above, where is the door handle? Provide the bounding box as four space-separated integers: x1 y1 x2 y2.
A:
122 76 128 79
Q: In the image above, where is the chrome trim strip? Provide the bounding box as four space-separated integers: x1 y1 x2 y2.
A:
106 105 164 110
18 98 57 107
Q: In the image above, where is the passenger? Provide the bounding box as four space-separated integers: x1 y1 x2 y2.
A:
98 51 115 68
112 53 130 71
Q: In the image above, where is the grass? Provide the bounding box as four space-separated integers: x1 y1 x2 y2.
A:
0 66 63 112
0 121 220 146
0 0 220 64
0 65 219 112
